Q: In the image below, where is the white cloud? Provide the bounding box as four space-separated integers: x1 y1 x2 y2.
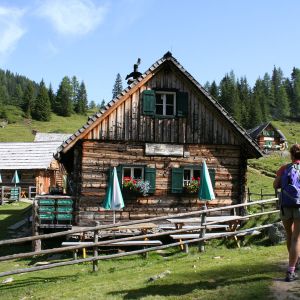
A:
37 0 107 36
0 6 26 57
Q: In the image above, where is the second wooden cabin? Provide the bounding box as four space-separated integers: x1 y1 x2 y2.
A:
56 52 263 226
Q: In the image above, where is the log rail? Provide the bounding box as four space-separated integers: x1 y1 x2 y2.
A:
0 198 279 278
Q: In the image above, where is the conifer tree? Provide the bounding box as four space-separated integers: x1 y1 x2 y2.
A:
89 100 96 109
48 83 56 112
99 99 106 110
291 68 300 119
253 79 269 123
271 67 290 119
219 71 242 123
112 73 123 99
247 95 263 128
23 82 35 118
75 81 88 114
71 76 79 113
55 76 73 116
32 80 51 121
209 81 219 100
237 77 251 128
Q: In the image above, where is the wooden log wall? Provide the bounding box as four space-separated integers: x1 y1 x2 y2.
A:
75 141 243 226
1 162 64 196
1 170 35 189
85 66 240 146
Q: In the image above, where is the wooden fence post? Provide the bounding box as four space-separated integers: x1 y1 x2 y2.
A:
247 188 251 202
260 189 265 212
199 205 207 252
32 199 41 252
92 222 99 272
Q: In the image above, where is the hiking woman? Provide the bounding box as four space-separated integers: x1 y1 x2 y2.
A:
274 144 300 282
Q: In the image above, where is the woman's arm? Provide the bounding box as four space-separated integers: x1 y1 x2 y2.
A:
273 175 281 189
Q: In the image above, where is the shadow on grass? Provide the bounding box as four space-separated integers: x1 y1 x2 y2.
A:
0 274 79 291
108 260 279 299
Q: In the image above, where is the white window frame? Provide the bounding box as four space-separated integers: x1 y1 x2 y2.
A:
122 166 144 184
183 168 200 187
155 91 176 116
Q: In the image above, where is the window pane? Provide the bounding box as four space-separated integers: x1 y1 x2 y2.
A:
133 168 142 179
166 94 174 105
156 105 163 115
123 168 131 178
166 105 174 115
184 169 191 180
156 94 163 104
193 170 200 180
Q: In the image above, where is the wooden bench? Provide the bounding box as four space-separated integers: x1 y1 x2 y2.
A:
170 230 261 253
62 240 163 259
159 224 229 231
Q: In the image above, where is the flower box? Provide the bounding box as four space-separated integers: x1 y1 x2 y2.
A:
122 177 151 196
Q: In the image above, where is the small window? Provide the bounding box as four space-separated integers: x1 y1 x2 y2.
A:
155 92 176 116
122 167 144 183
183 168 200 187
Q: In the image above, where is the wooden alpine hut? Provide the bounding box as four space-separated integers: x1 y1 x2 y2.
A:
56 52 263 226
0 141 65 197
247 122 287 151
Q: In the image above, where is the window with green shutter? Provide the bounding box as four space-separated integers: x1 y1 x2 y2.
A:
142 90 156 116
111 165 156 194
176 91 188 117
172 166 215 193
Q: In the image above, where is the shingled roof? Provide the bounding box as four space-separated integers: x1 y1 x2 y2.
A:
56 52 262 158
0 141 62 170
34 132 72 142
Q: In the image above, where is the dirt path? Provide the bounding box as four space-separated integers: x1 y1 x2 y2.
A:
271 261 300 300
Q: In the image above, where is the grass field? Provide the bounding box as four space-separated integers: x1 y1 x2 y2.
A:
0 242 286 300
0 111 94 142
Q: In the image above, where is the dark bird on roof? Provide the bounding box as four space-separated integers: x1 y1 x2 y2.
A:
126 58 142 85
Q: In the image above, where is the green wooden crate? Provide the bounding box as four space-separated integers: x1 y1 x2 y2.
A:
39 213 55 220
57 206 73 213
39 199 55 205
39 206 55 212
56 213 73 220
56 199 73 206
10 188 19 200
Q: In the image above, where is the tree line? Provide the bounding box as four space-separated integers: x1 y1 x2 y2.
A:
0 70 102 122
1 67 300 128
204 66 300 129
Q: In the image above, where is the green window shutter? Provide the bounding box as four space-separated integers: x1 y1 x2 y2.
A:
171 168 183 193
142 90 156 116
208 169 215 188
176 91 188 117
144 167 156 194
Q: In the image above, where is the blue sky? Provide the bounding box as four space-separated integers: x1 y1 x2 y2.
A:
1 0 300 104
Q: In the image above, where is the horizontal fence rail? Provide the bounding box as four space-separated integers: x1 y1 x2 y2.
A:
0 198 279 278
0 198 278 246
0 224 274 278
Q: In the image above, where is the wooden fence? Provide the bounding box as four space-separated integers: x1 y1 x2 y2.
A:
0 198 279 278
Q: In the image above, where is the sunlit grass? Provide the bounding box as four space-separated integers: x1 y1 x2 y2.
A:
0 111 96 142
0 244 286 300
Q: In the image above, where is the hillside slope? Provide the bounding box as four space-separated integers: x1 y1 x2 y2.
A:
0 112 92 142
